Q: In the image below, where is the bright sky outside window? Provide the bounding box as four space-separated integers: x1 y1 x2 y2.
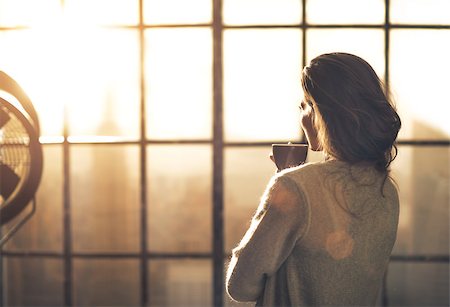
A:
144 0 212 24
390 0 450 25
306 0 385 24
0 0 61 27
224 29 302 142
145 28 213 140
0 1 449 306
65 28 140 139
223 0 302 25
0 3 141 139
64 0 139 26
390 29 450 140
0 29 65 137
306 29 385 78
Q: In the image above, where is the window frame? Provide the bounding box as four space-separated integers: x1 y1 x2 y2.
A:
0 0 449 306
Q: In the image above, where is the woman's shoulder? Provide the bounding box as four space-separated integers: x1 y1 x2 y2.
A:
274 160 357 193
278 159 338 179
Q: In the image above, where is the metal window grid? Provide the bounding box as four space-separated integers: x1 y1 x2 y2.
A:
1 0 449 306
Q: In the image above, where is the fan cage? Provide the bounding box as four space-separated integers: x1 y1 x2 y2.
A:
0 97 42 225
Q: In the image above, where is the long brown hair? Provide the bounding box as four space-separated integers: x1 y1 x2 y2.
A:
301 52 401 173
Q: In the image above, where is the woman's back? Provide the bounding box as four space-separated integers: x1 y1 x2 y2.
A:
257 160 399 306
226 53 401 306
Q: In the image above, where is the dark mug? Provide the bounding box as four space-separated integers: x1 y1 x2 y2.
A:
272 143 308 170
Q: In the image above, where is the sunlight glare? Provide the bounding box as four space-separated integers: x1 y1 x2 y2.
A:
0 28 65 137
64 0 139 26
306 0 384 25
0 4 140 139
307 29 385 78
224 29 302 142
144 0 212 25
145 28 212 140
390 30 450 139
62 26 140 138
223 0 301 25
390 0 450 25
0 0 61 27
0 90 28 121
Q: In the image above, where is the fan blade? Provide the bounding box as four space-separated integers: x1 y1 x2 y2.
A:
0 164 20 200
0 106 10 128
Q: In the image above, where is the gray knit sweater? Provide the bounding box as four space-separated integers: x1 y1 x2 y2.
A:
226 160 399 306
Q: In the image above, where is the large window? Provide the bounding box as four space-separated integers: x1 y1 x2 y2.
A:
0 0 449 306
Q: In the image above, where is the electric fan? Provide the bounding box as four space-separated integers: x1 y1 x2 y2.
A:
0 71 43 246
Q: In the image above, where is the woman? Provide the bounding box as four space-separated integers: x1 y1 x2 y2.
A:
226 52 401 306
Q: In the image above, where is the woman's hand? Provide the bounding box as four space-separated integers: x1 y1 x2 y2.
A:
269 142 308 172
269 153 280 172
299 101 321 151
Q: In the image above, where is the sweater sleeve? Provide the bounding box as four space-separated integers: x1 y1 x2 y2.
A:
226 173 310 302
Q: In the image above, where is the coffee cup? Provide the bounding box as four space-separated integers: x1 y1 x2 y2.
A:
272 143 308 170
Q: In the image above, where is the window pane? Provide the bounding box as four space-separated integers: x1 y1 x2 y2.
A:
71 145 140 253
225 147 276 252
73 259 140 306
387 262 449 306
390 0 450 25
3 258 63 306
149 259 212 306
307 0 384 24
145 28 212 140
147 145 212 253
307 29 385 78
0 29 64 136
66 29 140 139
0 29 140 139
64 0 139 26
391 146 449 255
223 0 302 25
144 0 212 25
390 30 450 140
2 145 62 252
0 0 61 27
224 29 302 142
